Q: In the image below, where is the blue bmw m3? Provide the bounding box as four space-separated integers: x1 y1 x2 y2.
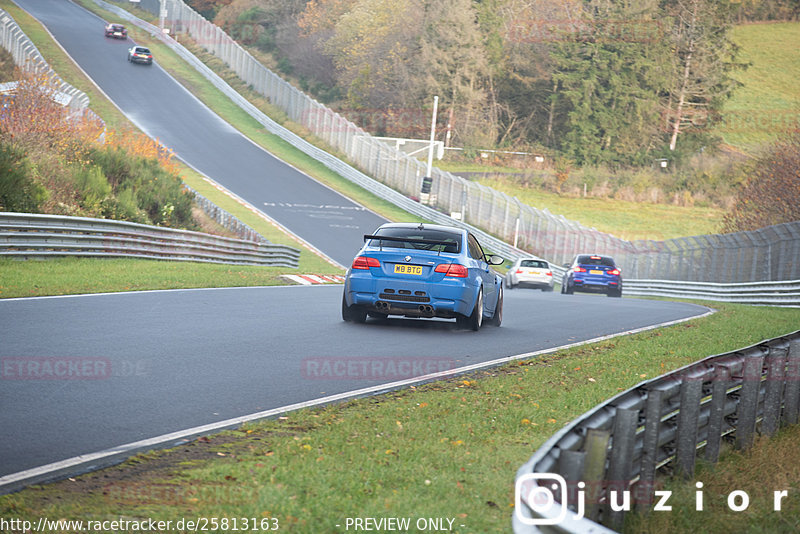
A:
342 223 504 330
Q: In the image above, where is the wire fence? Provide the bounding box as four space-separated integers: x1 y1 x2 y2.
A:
0 10 102 126
110 1 800 282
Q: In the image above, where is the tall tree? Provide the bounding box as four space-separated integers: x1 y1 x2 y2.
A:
662 0 743 153
548 0 669 165
418 0 492 147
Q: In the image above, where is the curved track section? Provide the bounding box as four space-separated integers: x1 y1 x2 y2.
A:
15 0 386 267
0 287 709 478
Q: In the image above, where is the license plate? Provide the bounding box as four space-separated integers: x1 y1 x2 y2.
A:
394 264 423 276
590 269 603 275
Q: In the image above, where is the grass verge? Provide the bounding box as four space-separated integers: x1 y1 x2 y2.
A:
0 257 296 298
627 423 800 533
1 303 799 533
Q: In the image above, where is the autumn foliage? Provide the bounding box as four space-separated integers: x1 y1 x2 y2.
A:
722 132 800 233
0 69 193 228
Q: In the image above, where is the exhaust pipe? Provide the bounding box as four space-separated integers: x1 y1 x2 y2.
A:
418 305 433 314
376 301 390 310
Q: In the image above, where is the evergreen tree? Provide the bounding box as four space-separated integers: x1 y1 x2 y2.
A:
549 0 669 165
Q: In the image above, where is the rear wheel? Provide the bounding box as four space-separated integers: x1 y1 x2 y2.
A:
464 288 483 331
488 286 503 327
608 288 622 298
563 279 574 294
341 294 367 323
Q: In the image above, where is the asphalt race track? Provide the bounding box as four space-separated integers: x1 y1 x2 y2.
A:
0 286 709 477
2 1 709 487
14 0 387 267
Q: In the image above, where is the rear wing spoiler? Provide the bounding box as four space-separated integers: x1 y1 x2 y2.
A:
363 234 458 254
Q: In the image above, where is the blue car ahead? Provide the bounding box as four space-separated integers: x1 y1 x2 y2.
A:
342 223 504 330
561 254 622 297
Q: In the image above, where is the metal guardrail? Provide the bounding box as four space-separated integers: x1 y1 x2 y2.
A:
514 330 800 533
0 212 300 267
624 279 800 307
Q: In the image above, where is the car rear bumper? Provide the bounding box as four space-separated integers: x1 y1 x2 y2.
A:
345 273 474 318
571 276 621 293
511 274 553 288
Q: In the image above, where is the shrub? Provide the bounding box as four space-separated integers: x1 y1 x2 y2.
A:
722 133 800 232
0 141 46 212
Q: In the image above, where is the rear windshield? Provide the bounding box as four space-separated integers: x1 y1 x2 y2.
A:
576 255 615 267
136 48 151 54
520 259 548 269
369 227 461 253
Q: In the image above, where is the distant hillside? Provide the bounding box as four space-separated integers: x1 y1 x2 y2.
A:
716 22 800 153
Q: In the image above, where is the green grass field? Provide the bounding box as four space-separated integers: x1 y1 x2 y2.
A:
718 22 800 152
473 178 726 241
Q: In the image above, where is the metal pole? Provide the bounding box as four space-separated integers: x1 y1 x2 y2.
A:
421 96 438 205
426 95 438 177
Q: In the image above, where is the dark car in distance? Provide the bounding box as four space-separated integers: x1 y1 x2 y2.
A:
561 254 622 297
127 46 153 65
104 23 127 39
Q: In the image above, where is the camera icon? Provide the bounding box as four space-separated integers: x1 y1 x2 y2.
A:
515 473 568 526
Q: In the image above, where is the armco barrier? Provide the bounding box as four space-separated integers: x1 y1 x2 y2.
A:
514 331 800 533
0 212 300 267
624 279 800 307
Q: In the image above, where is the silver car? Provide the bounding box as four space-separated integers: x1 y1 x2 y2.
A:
505 258 554 291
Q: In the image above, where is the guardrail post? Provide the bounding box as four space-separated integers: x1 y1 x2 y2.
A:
763 343 788 436
736 348 766 450
782 338 800 426
581 428 610 522
558 449 585 514
638 388 663 511
675 372 705 478
605 408 638 529
705 363 733 462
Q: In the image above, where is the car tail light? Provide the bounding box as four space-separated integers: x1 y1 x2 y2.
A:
515 269 523 274
352 256 380 270
573 266 586 273
435 263 468 277
608 268 621 276
546 271 552 276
